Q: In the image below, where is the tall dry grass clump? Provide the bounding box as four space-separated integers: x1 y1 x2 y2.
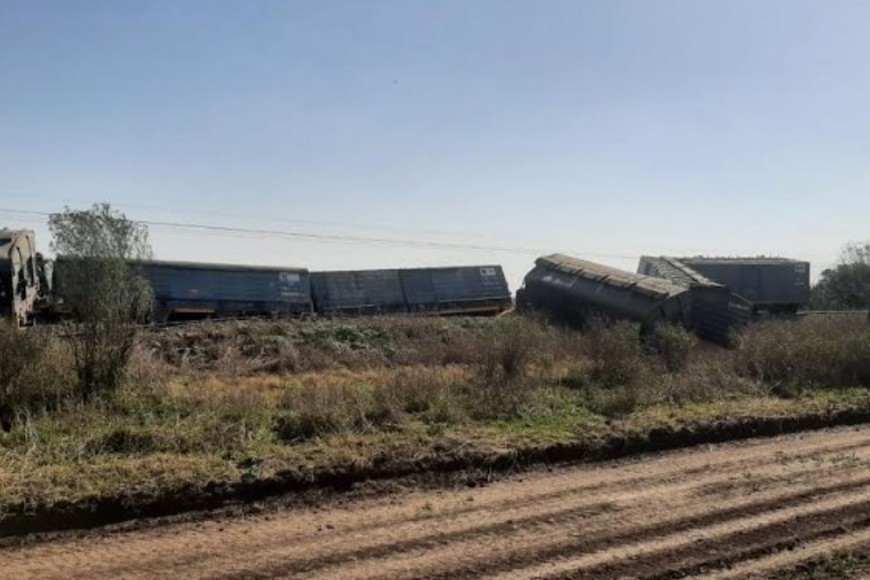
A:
0 324 76 429
736 317 870 392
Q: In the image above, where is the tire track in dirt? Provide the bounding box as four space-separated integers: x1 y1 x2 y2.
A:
698 529 870 579
324 474 870 580
211 458 870 578
1 425 869 580
23 441 870 579
0 433 851 578
530 498 870 579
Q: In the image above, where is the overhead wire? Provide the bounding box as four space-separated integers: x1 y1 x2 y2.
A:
0 207 640 260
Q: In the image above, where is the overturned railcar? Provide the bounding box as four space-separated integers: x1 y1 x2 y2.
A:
518 254 747 345
638 256 752 344
518 254 693 328
399 265 512 315
311 269 407 315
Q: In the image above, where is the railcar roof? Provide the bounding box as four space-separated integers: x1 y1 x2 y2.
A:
56 256 308 274
136 259 309 273
537 253 687 299
640 256 722 287
678 256 808 265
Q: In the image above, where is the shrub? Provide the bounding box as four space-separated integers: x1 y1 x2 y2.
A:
479 317 544 382
736 317 870 390
645 323 697 372
585 321 653 387
49 204 153 399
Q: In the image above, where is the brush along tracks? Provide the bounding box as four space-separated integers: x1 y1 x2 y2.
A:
3 425 870 579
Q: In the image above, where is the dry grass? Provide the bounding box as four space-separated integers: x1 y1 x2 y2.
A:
0 314 869 521
735 317 870 393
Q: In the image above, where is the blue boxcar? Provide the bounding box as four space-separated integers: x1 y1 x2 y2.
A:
399 265 512 315
135 261 312 320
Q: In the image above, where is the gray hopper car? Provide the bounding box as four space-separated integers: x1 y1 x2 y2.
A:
676 257 810 313
637 256 752 343
311 266 512 316
311 269 407 315
519 254 749 345
399 265 512 315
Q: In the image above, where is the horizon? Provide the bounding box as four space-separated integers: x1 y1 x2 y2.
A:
4 1 869 290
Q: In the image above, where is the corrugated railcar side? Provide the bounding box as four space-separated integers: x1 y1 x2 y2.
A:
310 269 407 315
638 256 752 344
677 257 810 313
519 253 693 329
399 265 512 315
135 261 313 319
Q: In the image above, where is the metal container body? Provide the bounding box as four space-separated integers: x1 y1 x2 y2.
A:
0 230 40 325
687 286 752 345
136 261 313 318
678 258 810 311
637 256 752 344
519 254 692 327
311 269 407 315
399 265 511 315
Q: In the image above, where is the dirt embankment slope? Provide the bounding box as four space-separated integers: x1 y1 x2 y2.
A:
3 425 870 579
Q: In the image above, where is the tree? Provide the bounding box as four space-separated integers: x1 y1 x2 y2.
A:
811 242 870 311
49 203 153 400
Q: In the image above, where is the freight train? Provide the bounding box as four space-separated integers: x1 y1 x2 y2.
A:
1 229 512 325
1 227 811 347
125 261 513 321
516 253 751 345
638 256 810 313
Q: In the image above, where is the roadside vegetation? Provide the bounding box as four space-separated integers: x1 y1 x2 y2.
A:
811 241 870 311
1 205 868 530
1 313 869 528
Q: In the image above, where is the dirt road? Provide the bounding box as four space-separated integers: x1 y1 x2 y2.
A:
3 425 870 579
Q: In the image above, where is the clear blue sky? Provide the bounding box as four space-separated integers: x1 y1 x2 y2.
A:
2 0 869 289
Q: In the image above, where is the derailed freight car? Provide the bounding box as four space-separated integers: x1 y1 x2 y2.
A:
518 254 749 345
637 256 752 343
311 269 407 315
312 265 513 316
674 257 810 313
399 265 512 315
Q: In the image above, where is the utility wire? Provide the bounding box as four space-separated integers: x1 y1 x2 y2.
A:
0 207 639 259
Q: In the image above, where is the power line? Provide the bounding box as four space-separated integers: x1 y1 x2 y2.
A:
9 195 500 240
0 207 639 260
